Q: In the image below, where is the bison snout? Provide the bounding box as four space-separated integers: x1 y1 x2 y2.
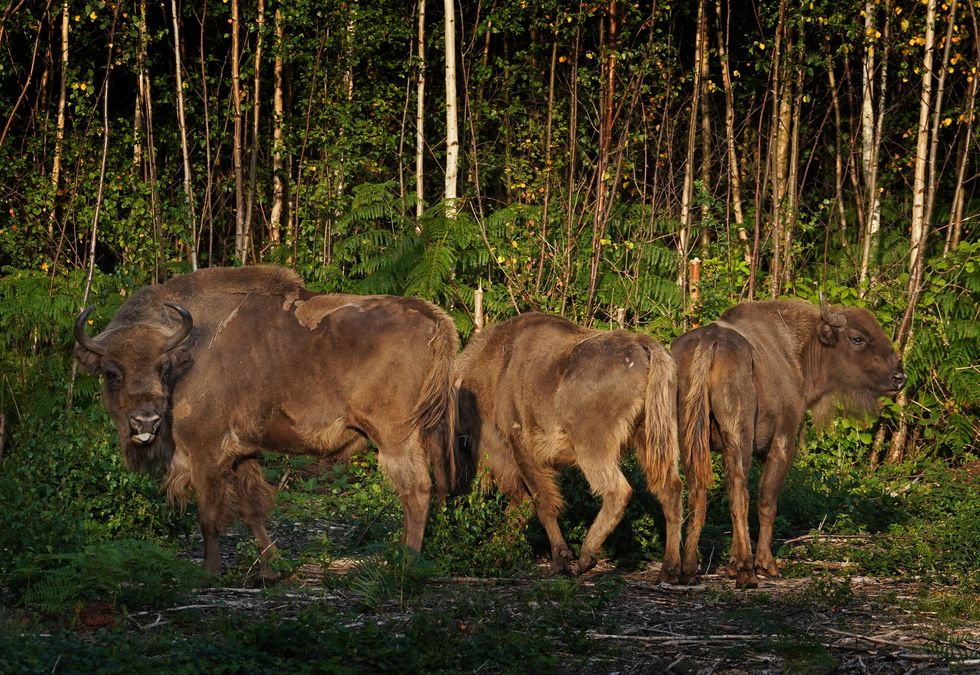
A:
887 367 907 395
129 412 162 445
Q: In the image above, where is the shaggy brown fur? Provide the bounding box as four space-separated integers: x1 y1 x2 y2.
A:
456 313 684 582
75 265 459 575
672 298 906 588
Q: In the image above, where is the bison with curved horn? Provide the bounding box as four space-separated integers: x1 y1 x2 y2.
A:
74 265 459 575
456 313 684 581
671 296 906 588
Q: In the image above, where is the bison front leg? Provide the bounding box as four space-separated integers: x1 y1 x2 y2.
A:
194 474 231 575
753 435 796 578
233 459 280 579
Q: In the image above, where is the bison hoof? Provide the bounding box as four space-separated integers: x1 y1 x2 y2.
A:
657 565 681 585
735 569 760 589
756 560 781 578
546 547 574 577
678 568 700 585
576 553 598 574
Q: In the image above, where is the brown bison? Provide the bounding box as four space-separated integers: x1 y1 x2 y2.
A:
457 313 684 582
74 266 458 575
672 297 906 588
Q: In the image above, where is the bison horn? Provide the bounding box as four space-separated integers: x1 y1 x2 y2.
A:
74 306 108 356
163 302 194 351
819 292 847 328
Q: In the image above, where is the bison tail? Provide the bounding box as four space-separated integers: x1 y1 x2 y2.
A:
681 340 715 493
413 310 460 503
639 344 681 494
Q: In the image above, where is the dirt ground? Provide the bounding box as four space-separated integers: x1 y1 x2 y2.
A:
169 549 980 674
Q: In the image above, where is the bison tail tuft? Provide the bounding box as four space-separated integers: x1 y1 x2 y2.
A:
413 310 460 502
681 341 715 493
639 344 681 495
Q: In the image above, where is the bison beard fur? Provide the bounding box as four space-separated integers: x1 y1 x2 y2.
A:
74 265 460 576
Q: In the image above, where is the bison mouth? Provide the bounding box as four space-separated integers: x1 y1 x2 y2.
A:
131 431 157 445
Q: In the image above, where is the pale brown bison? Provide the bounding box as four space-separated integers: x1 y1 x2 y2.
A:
457 313 684 581
74 266 458 575
672 297 906 587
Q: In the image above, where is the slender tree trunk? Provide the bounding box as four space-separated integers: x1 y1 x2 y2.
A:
826 53 849 248
48 0 68 239
858 0 891 294
136 0 163 281
715 0 749 265
171 0 198 270
231 0 247 262
946 0 978 253
444 0 459 218
196 2 216 265
889 0 938 464
780 65 803 290
768 0 789 298
534 40 558 295
70 7 120 408
0 0 50 150
416 0 426 220
924 0 958 231
678 0 706 302
560 20 581 316
585 0 618 323
269 8 285 244
245 0 264 259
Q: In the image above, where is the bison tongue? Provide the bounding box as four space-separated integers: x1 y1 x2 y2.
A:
133 432 154 444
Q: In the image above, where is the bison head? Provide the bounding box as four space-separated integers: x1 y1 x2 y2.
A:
811 295 906 425
74 303 194 474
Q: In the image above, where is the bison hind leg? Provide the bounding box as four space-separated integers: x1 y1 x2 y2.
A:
575 457 633 575
376 434 432 552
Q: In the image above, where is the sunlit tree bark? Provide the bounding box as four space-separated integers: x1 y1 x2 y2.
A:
231 0 247 262
890 0 938 464
48 0 67 239
269 8 284 245
417 0 426 220
444 0 459 218
171 0 198 270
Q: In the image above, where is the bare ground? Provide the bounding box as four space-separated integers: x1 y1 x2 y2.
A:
163 538 980 674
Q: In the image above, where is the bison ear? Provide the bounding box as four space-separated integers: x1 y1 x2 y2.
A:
168 344 195 380
73 343 102 375
818 321 839 346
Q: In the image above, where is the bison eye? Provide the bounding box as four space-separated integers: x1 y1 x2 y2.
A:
103 364 122 385
160 361 173 379
849 336 867 346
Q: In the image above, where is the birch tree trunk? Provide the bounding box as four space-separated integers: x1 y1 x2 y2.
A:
417 0 426 220
48 0 68 239
245 0 264 260
946 1 978 253
170 0 198 270
715 0 750 266
858 0 890 294
231 0 247 262
826 54 849 248
678 0 706 300
269 8 284 244
136 0 163 282
585 0 618 323
444 0 459 218
768 0 789 298
889 0 938 464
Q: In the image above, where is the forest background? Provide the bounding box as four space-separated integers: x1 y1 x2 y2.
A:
0 0 979 662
